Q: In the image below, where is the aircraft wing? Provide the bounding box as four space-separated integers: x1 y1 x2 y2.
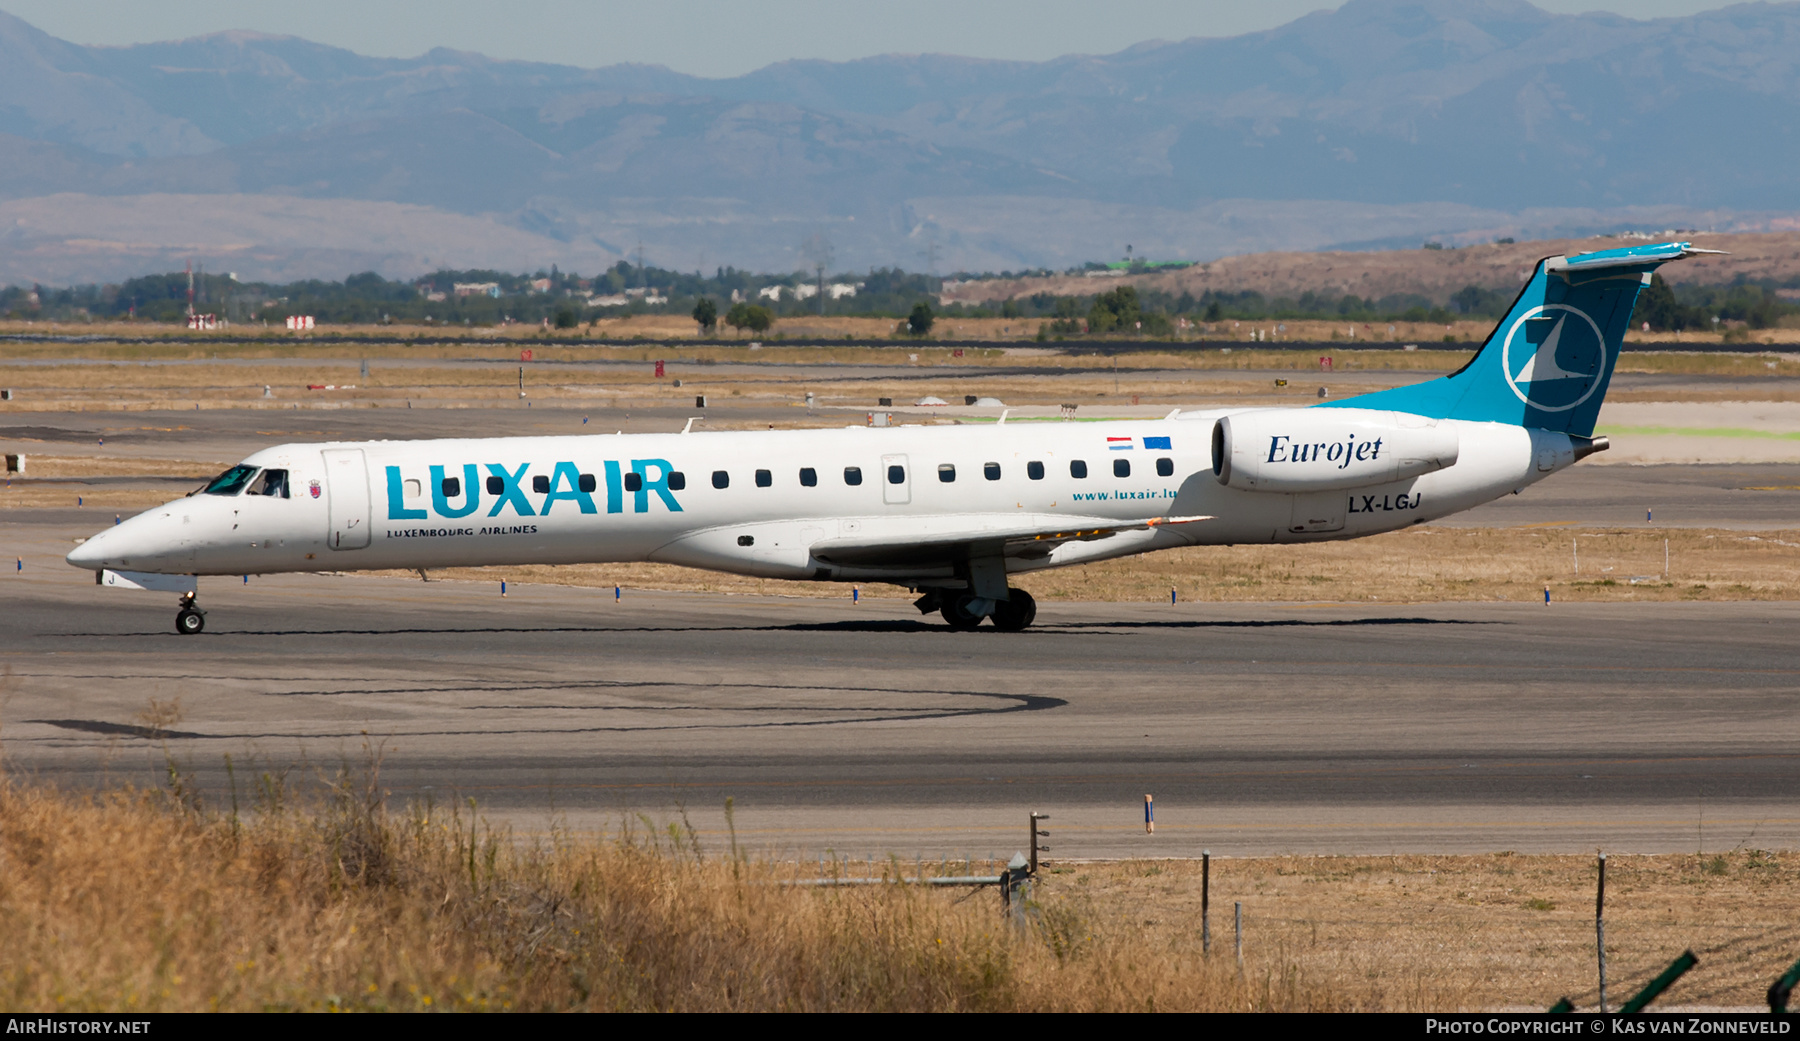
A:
808 512 1211 568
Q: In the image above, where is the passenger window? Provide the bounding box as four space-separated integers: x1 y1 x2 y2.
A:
1114 458 1130 478
250 468 290 498
712 470 729 489
799 467 817 487
1070 460 1087 479
486 475 504 495
844 466 863 486
202 464 258 496
737 535 755 547
1156 457 1174 478
887 464 905 485
984 462 1001 481
440 476 460 499
667 471 686 491
624 472 643 492
755 469 772 488
937 464 956 483
1027 461 1045 481
532 475 550 494
578 473 597 493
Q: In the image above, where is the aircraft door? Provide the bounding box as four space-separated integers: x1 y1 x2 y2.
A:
321 448 372 550
880 453 910 505
1288 490 1346 534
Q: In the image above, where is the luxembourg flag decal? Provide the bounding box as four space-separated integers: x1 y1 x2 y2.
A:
1106 436 1133 450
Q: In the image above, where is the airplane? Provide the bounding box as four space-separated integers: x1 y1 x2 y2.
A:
67 241 1715 633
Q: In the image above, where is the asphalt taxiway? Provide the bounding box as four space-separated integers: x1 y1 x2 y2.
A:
2 556 1795 861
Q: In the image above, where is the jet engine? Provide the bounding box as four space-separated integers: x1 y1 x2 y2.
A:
1212 408 1459 493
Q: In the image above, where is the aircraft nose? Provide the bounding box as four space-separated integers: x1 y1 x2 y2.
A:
66 510 166 571
66 527 112 569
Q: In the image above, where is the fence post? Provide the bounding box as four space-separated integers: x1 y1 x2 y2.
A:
1234 901 1243 972
1002 852 1030 931
1597 852 1608 1013
1201 850 1211 956
1029 812 1050 875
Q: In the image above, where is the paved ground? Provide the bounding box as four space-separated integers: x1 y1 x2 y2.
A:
2 543 1795 862
4 400 1797 863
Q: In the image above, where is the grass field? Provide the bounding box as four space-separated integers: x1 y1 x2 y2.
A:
0 775 1788 1012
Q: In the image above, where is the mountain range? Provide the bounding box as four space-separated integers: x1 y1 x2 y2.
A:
3 0 1799 284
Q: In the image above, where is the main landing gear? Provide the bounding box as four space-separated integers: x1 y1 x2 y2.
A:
175 591 206 635
918 588 1038 631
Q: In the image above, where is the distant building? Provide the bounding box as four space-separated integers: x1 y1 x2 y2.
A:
530 278 552 293
586 294 629 307
454 282 501 298
756 285 782 301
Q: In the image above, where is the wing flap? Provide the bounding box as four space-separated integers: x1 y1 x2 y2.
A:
809 513 1210 568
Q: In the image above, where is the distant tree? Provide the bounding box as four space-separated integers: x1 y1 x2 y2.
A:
692 297 718 333
725 302 773 333
1632 273 1687 331
907 301 934 335
1203 300 1223 322
1001 298 1021 319
1139 312 1174 337
553 306 578 329
1088 285 1141 335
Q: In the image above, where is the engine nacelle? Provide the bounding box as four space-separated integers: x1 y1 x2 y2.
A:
1212 408 1459 493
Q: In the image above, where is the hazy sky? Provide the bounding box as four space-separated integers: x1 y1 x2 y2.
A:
2 0 1745 77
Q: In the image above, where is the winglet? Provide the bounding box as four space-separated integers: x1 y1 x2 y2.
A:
681 417 703 434
1165 408 1182 420
998 409 1011 425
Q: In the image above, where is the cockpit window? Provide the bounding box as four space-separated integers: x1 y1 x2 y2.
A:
247 468 290 498
202 464 259 496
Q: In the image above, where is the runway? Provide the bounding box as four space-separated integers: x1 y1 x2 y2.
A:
3 554 1796 860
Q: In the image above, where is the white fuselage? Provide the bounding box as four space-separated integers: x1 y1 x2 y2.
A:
67 408 1577 587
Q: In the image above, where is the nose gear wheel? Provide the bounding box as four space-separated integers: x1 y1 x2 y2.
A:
175 592 205 635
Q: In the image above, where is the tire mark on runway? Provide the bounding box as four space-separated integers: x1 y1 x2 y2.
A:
18 687 1066 742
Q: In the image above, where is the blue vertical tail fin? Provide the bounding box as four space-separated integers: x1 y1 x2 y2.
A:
1321 241 1718 436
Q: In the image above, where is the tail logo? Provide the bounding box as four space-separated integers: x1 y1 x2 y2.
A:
1501 304 1607 413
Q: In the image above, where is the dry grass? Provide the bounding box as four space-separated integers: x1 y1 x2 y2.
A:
0 775 1258 1012
3 455 212 478
1044 852 1799 1011
382 526 1800 604
4 346 1796 418
0 774 1790 1012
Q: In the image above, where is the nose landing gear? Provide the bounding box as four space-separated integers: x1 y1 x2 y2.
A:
175 592 206 635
